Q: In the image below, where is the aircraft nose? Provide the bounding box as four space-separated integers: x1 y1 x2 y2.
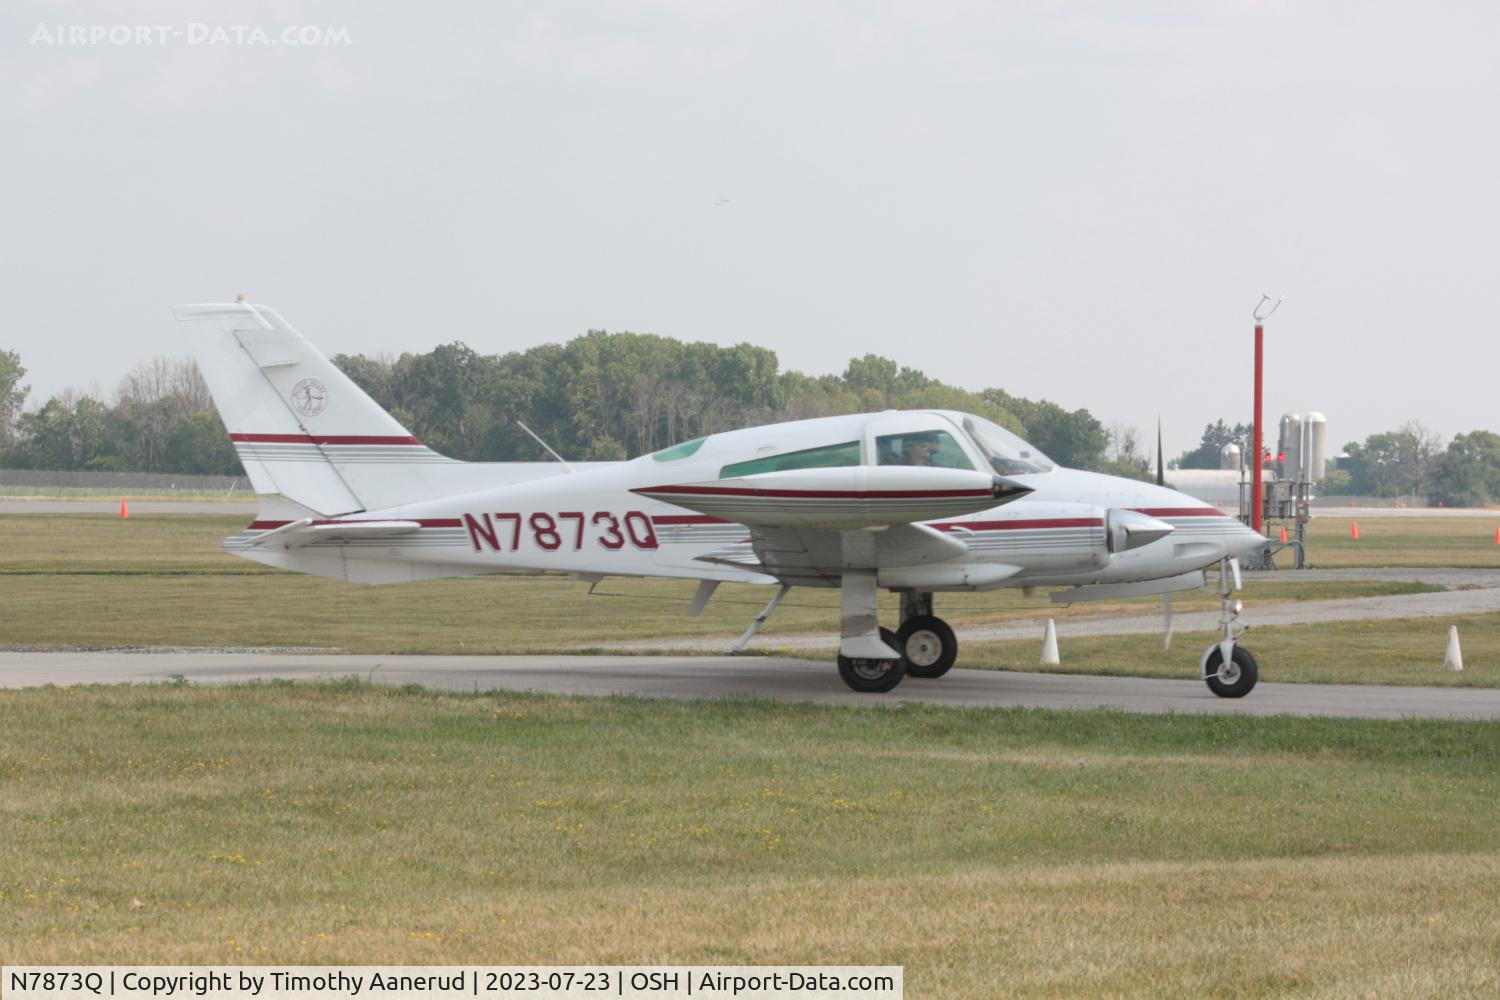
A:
1227 521 1267 558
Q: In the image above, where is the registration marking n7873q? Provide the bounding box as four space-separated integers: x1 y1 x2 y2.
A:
463 510 658 552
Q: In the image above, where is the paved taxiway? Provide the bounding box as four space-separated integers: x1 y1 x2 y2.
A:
2 650 1497 720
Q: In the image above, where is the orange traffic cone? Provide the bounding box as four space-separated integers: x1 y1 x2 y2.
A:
119 498 129 519
1279 525 1288 543
1493 526 1499 545
1350 521 1359 540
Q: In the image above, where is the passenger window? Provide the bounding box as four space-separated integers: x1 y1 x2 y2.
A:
875 430 974 470
721 441 861 478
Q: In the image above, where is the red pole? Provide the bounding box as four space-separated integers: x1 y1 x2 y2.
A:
1251 323 1264 533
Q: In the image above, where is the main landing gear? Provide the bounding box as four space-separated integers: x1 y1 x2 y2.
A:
835 590 958 693
1200 557 1258 698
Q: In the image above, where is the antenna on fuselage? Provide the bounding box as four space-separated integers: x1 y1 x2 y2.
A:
516 420 575 472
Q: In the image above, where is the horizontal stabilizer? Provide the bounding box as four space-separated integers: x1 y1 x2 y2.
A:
243 519 422 550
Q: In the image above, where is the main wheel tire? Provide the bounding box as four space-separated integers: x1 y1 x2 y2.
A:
836 628 906 693
1204 645 1259 698
898 615 958 679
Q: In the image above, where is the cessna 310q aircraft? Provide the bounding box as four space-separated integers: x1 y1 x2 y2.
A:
175 301 1269 696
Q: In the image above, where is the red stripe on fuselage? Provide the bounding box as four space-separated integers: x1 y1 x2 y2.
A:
229 433 424 446
637 485 994 500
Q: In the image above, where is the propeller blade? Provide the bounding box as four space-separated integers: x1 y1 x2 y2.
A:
1156 417 1165 487
1162 594 1173 650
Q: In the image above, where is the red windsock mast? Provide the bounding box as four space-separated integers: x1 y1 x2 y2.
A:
1250 294 1283 535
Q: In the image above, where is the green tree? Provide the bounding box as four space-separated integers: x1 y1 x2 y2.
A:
1175 420 1253 470
0 348 27 451
982 389 1107 469
1341 422 1445 499
1431 431 1500 507
164 411 240 475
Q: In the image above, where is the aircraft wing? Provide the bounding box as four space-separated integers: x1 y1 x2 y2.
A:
695 521 1021 591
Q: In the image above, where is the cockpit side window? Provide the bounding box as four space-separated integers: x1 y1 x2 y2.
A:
720 441 861 478
875 430 975 470
963 416 1054 474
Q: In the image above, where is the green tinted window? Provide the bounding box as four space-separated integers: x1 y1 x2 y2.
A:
875 430 974 470
652 437 706 462
721 441 861 478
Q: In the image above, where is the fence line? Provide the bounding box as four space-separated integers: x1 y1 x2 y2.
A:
0 469 250 491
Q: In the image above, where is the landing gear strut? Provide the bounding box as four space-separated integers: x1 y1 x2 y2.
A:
831 585 963 693
1200 557 1258 698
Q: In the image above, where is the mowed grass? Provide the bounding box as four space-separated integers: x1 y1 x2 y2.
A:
3 683 1500 998
1304 515 1500 568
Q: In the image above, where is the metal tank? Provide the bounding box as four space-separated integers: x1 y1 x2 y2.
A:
1305 412 1327 482
1279 412 1303 481
1219 442 1241 470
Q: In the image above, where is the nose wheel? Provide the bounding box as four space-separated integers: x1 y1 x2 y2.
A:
1201 556 1258 698
1203 644 1258 698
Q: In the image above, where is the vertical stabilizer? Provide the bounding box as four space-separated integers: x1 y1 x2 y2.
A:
173 301 454 515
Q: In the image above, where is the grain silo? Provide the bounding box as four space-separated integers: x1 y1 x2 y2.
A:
1279 412 1303 481
1305 412 1327 482
1219 442 1241 471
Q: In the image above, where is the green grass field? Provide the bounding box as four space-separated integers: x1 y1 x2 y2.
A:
3 683 1499 997
1304 514 1500 568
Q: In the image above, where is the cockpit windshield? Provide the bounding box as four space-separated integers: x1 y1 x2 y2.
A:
962 415 1054 475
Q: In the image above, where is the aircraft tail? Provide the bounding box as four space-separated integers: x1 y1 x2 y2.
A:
173 301 464 516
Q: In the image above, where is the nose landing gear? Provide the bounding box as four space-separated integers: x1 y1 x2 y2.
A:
1200 557 1258 698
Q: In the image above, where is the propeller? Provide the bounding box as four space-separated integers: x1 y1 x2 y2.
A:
1156 417 1165 487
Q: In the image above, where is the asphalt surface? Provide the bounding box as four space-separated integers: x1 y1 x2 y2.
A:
1 650 1496 720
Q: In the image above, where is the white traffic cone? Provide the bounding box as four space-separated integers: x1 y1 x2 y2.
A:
1041 619 1060 666
1444 626 1464 672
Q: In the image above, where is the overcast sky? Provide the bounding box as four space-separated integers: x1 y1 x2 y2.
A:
3 1 1496 461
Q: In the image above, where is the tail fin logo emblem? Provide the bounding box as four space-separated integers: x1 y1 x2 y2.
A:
291 379 328 417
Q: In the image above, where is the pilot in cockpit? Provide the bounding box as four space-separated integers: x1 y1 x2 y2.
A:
879 431 943 467
901 432 942 466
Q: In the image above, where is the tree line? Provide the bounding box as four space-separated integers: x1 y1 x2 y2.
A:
0 333 1125 476
9 332 1498 505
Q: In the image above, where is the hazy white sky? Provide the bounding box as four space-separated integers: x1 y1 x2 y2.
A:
3 1 1496 460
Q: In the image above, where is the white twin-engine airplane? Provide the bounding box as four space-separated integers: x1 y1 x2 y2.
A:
175 301 1269 697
